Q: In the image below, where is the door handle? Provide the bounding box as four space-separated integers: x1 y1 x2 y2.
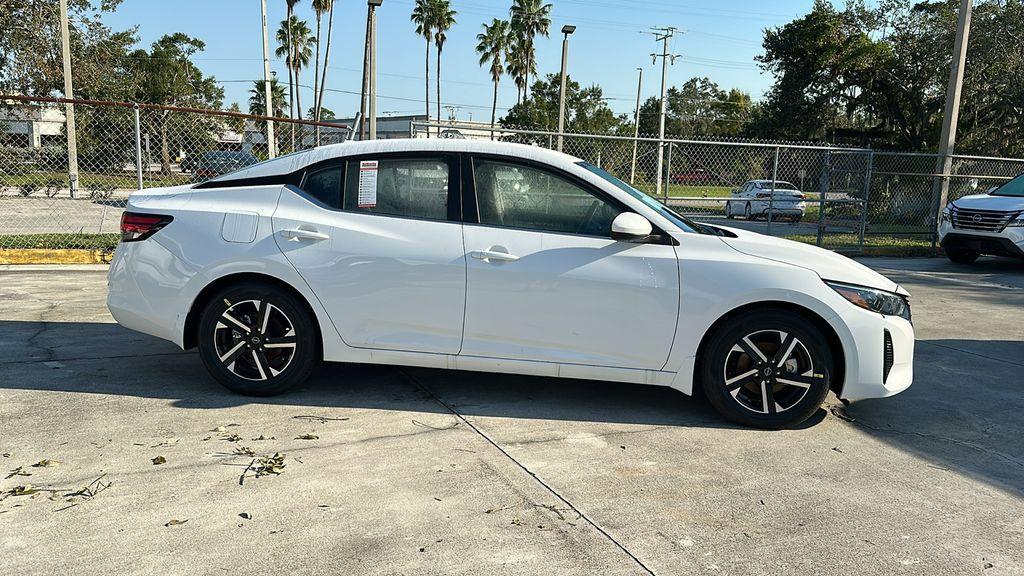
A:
280 228 330 241
470 249 519 262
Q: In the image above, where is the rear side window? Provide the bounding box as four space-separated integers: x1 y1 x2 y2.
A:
301 166 343 207
343 158 449 220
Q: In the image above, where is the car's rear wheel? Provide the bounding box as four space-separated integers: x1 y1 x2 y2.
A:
701 310 832 429
198 282 319 396
725 202 735 219
945 247 979 264
744 203 752 220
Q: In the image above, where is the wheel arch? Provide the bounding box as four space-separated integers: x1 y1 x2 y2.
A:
183 272 323 356
693 300 846 397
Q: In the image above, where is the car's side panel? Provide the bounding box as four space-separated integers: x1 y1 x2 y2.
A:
272 189 467 355
460 225 680 370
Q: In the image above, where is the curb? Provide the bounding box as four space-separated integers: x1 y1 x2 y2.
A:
0 249 114 265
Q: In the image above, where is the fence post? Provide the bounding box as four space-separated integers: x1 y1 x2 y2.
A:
857 150 874 250
133 104 143 191
664 143 673 203
767 146 780 236
816 151 830 247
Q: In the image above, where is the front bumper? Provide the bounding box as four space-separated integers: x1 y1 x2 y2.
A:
833 303 915 401
938 221 1024 258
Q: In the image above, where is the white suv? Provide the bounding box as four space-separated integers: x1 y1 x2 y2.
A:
939 174 1024 263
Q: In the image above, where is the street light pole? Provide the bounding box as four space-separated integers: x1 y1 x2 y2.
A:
629 67 642 184
650 27 678 199
260 0 277 158
556 24 576 152
58 0 79 198
368 0 382 139
931 0 973 242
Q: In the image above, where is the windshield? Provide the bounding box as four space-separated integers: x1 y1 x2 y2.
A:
991 173 1024 197
577 161 715 235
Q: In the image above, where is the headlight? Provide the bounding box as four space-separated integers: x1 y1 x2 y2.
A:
825 281 911 321
1008 213 1024 227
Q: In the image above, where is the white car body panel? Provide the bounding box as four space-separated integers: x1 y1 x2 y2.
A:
108 139 913 404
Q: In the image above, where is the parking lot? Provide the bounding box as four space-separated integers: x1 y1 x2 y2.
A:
1 257 1022 575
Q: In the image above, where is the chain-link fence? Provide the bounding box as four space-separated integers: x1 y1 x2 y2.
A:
413 121 1024 253
0 95 350 250
3 95 1023 254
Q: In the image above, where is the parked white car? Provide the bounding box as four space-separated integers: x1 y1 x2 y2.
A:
726 179 807 221
938 175 1024 263
108 139 913 428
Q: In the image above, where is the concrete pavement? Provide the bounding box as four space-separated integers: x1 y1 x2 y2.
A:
1 256 1022 575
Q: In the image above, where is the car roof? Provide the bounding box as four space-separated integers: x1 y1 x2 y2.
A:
214 138 584 183
747 179 795 185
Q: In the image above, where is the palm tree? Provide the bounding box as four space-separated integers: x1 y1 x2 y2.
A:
432 0 456 128
315 0 336 126
312 0 332 124
476 19 510 137
411 0 434 135
505 36 530 104
509 0 551 100
283 0 301 120
277 17 314 148
249 78 288 117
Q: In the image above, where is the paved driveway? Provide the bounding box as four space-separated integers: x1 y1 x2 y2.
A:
1 257 1022 575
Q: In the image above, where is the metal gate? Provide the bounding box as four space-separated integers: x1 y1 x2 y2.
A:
814 150 873 252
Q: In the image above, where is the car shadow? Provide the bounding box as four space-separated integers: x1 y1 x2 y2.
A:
2 320 1020 493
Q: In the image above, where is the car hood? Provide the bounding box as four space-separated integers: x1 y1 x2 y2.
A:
950 193 1024 212
714 226 906 295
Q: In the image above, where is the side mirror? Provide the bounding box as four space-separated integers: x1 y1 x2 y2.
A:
611 212 654 242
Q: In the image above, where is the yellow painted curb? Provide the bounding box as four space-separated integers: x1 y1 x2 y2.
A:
0 249 113 265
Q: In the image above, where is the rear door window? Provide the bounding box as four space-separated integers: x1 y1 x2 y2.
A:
342 157 451 221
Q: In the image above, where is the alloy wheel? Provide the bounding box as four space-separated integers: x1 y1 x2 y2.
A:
213 299 297 381
722 329 823 414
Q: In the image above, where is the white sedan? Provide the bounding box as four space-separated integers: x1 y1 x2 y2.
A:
726 179 808 221
108 139 913 428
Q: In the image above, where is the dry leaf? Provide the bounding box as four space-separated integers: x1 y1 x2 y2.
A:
164 519 188 527
5 485 40 497
239 512 251 520
222 434 242 442
295 434 319 440
5 466 31 479
151 456 166 465
234 446 256 457
31 459 60 468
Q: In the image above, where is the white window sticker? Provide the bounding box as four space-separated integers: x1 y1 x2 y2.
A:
358 160 379 208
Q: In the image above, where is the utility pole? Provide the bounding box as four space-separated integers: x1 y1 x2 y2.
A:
649 27 678 199
629 67 643 184
368 0 382 139
58 0 79 198
360 1 381 140
556 25 576 152
260 0 277 158
931 0 973 241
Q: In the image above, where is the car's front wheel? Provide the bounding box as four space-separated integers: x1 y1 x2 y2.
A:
701 310 833 429
197 282 319 396
945 247 979 264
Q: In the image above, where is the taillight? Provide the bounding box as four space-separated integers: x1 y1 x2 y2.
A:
795 193 806 200
120 212 173 242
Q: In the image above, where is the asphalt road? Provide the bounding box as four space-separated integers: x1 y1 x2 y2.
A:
1 256 1022 576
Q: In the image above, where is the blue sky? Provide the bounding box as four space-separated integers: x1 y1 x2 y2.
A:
102 0 826 120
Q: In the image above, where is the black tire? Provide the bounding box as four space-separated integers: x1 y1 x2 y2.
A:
725 203 735 219
946 247 979 264
197 281 319 396
744 203 752 220
700 310 833 429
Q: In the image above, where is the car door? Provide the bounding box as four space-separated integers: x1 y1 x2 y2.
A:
460 155 680 370
273 153 466 354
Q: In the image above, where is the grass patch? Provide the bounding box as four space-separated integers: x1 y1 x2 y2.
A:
785 233 939 256
0 170 188 190
0 233 120 251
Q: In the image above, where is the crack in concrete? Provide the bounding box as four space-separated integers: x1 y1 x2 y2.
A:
24 301 60 362
918 340 1024 368
398 368 657 576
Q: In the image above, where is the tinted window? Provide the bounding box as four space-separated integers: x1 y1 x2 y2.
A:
343 158 449 220
992 173 1024 197
474 159 621 236
302 166 342 207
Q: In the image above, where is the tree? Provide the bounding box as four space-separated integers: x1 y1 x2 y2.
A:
509 0 552 100
313 0 336 125
283 0 301 121
476 18 512 136
411 0 435 132
129 33 224 175
249 78 288 117
433 0 457 133
307 105 335 120
501 73 620 134
637 77 753 139
276 16 314 150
